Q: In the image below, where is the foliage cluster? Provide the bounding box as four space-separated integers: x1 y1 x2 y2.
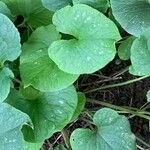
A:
0 0 150 149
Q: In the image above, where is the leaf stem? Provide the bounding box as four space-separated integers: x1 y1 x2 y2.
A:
61 129 71 149
12 77 22 85
85 75 150 93
136 136 150 149
87 99 150 120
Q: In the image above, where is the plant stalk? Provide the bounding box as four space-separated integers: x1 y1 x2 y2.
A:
85 75 150 93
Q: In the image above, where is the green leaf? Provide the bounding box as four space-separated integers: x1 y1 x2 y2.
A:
0 67 14 102
0 1 11 17
73 0 109 13
0 103 30 150
110 0 150 36
6 86 78 142
20 25 79 92
71 92 86 122
70 108 136 150
129 28 150 76
146 90 150 102
25 142 43 150
20 86 40 100
118 36 135 60
0 13 21 64
48 4 120 74
42 0 72 12
2 0 53 28
54 144 67 150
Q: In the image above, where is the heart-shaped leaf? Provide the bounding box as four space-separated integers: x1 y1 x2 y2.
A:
70 108 136 150
0 103 31 150
48 4 120 74
42 0 72 11
20 25 79 92
2 0 53 28
110 0 150 36
0 13 21 64
130 28 150 76
6 86 78 142
0 67 14 102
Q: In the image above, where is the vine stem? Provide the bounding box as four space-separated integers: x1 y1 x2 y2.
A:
85 75 150 93
12 78 22 85
61 129 71 149
136 136 150 149
87 99 150 120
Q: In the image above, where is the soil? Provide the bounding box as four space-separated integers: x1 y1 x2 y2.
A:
43 58 150 150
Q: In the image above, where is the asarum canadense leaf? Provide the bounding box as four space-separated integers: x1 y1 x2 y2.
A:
0 1 11 18
0 67 14 102
6 86 78 142
130 28 150 76
2 0 53 28
110 0 150 36
118 36 136 60
48 4 121 74
73 0 109 13
20 25 79 92
42 0 72 12
70 108 136 150
0 13 21 64
0 103 31 150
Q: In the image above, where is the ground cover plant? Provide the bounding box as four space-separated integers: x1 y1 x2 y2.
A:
0 0 150 149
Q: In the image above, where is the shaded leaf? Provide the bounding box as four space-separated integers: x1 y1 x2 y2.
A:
0 13 21 64
0 67 14 102
42 0 72 11
110 0 150 36
20 25 79 92
0 103 30 150
0 1 11 18
118 36 135 60
73 0 109 12
130 28 150 76
71 92 86 122
6 86 78 142
2 0 53 28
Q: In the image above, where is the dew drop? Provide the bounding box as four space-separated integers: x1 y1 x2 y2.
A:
93 24 96 28
87 17 91 21
37 49 43 53
59 100 64 104
4 137 8 142
57 110 63 114
98 51 103 55
12 139 16 142
87 56 92 61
